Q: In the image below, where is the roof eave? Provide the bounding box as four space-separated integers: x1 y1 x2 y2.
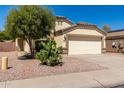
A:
55 24 106 36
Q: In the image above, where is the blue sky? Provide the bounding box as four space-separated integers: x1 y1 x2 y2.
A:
0 5 124 31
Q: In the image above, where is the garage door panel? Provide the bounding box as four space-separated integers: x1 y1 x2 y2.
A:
68 39 101 55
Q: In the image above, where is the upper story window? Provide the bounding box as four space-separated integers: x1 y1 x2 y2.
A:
57 21 63 25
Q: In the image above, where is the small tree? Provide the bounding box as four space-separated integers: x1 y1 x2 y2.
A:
102 24 111 32
5 5 56 57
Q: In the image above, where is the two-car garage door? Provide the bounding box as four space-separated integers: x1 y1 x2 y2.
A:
68 35 102 55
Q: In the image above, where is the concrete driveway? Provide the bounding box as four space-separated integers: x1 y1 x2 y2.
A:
69 53 124 69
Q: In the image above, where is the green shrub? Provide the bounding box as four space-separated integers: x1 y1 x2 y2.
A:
0 31 13 41
35 40 46 52
35 39 62 66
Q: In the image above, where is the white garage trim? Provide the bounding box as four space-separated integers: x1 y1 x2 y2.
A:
68 35 102 55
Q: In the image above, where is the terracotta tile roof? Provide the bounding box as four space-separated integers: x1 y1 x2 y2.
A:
55 23 106 36
56 22 96 32
76 22 94 25
56 16 73 25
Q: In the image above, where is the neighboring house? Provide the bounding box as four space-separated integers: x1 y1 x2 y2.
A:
106 29 124 52
16 16 107 55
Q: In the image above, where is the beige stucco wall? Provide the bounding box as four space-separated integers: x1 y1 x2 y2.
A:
103 36 106 49
54 34 67 48
54 20 72 48
68 28 103 36
16 38 30 53
107 31 124 36
15 38 24 51
54 21 72 48
54 35 63 48
24 41 30 53
55 21 72 31
55 28 106 49
106 39 124 52
23 40 35 53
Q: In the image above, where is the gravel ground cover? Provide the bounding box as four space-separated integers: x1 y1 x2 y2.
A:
0 52 107 82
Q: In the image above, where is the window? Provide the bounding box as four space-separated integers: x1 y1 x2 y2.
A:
63 35 66 41
57 21 63 25
60 21 63 25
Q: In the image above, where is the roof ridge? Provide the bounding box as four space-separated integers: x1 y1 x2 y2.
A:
76 22 95 25
56 16 96 26
56 16 73 25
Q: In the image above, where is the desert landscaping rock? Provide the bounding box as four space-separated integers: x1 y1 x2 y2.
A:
0 52 107 82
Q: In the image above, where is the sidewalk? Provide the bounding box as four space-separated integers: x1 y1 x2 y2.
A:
1 68 124 88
